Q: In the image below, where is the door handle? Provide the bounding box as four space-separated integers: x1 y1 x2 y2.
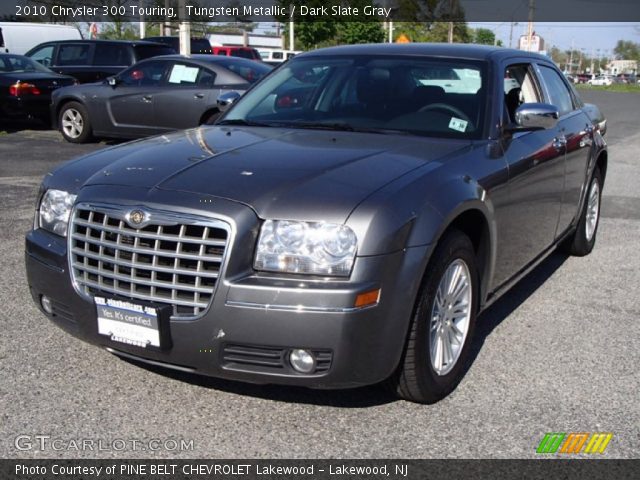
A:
194 93 204 99
142 95 152 103
552 136 567 151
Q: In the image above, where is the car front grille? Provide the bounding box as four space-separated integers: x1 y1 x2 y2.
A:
69 205 230 319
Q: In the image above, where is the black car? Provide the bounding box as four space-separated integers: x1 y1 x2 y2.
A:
51 54 272 142
0 53 75 123
25 40 176 84
26 44 607 404
144 36 212 54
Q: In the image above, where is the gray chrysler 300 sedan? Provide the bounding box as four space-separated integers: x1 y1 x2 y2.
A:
26 44 607 403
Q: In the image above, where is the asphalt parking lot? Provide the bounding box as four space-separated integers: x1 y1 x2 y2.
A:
0 90 638 459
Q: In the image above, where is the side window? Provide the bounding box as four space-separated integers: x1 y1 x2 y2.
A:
58 44 91 66
28 45 55 67
197 69 216 87
504 64 540 123
167 63 202 86
538 65 574 116
119 61 167 86
0 28 5 49
93 44 131 66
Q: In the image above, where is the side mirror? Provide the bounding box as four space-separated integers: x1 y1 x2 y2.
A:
107 76 118 87
510 103 559 131
216 91 241 113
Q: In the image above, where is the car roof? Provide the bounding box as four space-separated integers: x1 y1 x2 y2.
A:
298 43 552 63
155 54 262 64
34 39 168 46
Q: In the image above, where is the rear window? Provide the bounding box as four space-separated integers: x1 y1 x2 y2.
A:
214 57 272 83
192 39 211 54
134 45 176 60
231 49 259 60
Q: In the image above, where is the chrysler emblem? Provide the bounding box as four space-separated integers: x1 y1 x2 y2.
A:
127 209 146 227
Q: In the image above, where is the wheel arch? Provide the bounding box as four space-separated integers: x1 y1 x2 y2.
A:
199 108 219 125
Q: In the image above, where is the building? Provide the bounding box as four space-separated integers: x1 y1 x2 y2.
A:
608 59 637 75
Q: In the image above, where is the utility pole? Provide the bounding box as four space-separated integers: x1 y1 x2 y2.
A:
509 22 518 48
526 0 534 52
568 38 574 73
138 0 146 39
289 6 294 50
178 0 190 55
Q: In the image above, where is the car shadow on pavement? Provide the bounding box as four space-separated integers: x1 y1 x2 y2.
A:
466 250 570 367
119 251 570 408
0 119 51 133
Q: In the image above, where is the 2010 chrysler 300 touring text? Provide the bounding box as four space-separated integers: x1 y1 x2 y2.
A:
25 44 607 403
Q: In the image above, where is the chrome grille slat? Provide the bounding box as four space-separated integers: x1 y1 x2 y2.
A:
70 233 223 262
72 218 226 246
69 205 229 319
69 248 219 278
71 263 214 293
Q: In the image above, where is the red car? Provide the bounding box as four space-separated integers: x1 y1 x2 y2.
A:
212 46 262 61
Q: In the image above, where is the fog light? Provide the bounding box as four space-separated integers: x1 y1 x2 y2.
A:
41 295 53 314
289 349 316 373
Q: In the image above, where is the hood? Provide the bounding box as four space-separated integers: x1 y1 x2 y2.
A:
61 126 468 222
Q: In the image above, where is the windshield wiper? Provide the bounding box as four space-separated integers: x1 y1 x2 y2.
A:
276 121 412 136
215 119 272 127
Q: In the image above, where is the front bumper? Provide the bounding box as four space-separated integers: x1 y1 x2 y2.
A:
26 222 429 389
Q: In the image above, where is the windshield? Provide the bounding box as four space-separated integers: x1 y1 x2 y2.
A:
213 57 272 83
0 54 53 74
222 55 487 139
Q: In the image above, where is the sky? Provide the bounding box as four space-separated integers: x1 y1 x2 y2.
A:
469 22 640 56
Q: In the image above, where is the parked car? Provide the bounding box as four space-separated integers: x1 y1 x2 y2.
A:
259 49 301 66
25 40 176 84
212 46 262 61
0 53 75 123
25 44 607 404
0 22 82 55
51 54 272 142
588 75 613 86
575 73 593 84
144 36 212 54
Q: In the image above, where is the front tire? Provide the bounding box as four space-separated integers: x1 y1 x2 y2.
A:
561 167 602 256
59 102 92 143
391 230 479 404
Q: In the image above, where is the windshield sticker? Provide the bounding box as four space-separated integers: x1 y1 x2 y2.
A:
449 117 468 132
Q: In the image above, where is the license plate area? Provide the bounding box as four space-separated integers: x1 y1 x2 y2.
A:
95 296 171 350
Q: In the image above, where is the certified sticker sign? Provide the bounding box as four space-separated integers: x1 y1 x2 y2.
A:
96 297 161 348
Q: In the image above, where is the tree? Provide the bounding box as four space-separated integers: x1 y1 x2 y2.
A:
474 28 495 45
613 40 640 61
338 22 385 45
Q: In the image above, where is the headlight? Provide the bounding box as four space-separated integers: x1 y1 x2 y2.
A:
254 220 358 276
38 189 76 237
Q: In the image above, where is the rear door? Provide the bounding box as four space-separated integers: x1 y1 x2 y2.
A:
152 61 218 129
536 63 592 237
492 60 566 287
52 42 95 83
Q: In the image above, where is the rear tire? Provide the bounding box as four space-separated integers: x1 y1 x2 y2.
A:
390 230 479 404
561 167 602 256
58 101 92 143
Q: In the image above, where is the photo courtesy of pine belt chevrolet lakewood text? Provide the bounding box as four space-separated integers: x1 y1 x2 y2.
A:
25 44 608 403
